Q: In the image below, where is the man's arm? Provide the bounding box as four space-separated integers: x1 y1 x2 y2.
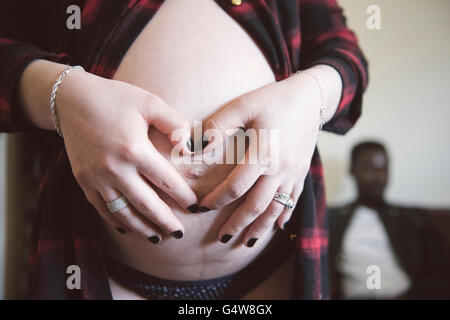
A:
413 212 450 299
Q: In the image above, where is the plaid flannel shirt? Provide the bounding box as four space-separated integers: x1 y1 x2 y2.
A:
0 0 368 299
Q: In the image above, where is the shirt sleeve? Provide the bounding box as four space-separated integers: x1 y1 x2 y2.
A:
0 2 71 135
298 0 369 135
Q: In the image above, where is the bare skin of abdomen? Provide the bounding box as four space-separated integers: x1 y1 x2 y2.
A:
94 0 295 299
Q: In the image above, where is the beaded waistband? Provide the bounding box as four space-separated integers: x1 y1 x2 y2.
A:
102 231 294 300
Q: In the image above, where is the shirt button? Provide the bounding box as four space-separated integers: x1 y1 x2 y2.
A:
231 0 242 5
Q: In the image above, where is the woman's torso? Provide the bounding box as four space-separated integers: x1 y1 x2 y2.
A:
93 0 294 299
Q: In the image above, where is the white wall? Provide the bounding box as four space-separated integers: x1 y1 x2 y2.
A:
318 0 450 207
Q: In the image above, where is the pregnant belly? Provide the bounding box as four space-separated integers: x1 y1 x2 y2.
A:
94 0 282 283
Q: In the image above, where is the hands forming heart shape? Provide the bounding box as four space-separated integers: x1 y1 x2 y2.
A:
58 64 338 247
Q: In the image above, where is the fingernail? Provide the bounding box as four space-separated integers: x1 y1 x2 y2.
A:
202 136 215 153
246 238 258 248
171 230 184 239
220 234 233 243
186 137 194 152
283 222 288 230
116 227 126 234
147 235 160 244
186 204 199 213
202 137 209 150
199 206 210 213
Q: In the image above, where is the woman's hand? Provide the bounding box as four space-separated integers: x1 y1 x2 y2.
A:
199 66 340 247
56 70 198 243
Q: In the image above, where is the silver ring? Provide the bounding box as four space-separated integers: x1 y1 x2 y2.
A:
273 191 296 210
106 195 130 213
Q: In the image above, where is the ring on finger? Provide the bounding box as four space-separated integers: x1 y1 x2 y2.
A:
106 195 130 213
272 191 296 210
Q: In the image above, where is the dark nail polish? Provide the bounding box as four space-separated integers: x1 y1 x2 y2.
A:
202 137 209 150
187 204 199 213
171 230 184 239
199 206 210 213
186 138 194 152
283 222 288 230
246 238 258 248
147 235 160 244
186 204 199 213
116 227 126 234
220 234 233 243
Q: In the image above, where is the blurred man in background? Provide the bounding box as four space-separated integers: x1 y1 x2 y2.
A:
328 141 450 299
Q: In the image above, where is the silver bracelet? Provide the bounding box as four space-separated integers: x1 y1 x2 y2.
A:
50 65 84 137
294 69 327 131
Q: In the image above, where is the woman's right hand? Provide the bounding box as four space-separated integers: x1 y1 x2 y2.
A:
55 69 198 243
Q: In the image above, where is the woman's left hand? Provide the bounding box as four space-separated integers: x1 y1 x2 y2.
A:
199 71 324 247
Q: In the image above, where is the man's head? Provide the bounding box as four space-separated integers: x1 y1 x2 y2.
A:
350 141 388 203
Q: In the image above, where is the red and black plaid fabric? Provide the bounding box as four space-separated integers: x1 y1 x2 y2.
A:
0 0 368 299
